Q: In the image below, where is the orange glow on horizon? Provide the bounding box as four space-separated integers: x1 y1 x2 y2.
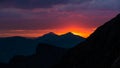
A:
0 26 96 38
50 25 96 38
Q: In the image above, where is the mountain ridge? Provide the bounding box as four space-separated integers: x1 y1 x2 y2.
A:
0 32 85 63
36 32 85 48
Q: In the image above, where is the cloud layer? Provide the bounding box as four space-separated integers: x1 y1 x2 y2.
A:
0 0 119 37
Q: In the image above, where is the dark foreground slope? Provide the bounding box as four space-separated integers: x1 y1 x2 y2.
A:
53 14 120 68
0 36 37 63
9 43 68 68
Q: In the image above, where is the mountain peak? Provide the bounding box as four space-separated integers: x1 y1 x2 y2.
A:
36 32 59 39
60 32 75 37
65 32 74 35
59 32 85 39
47 32 57 35
43 32 58 37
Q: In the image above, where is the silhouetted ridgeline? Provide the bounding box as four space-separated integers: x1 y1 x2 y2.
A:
53 14 120 68
0 33 85 63
36 32 85 48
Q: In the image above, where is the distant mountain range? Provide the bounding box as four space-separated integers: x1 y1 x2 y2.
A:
0 32 85 62
53 14 120 68
36 32 85 48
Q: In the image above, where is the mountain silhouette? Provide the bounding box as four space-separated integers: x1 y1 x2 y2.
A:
60 32 82 38
0 36 37 63
37 32 59 40
53 14 120 68
36 32 85 48
36 32 59 46
58 32 84 48
9 43 68 68
41 32 58 37
0 32 84 63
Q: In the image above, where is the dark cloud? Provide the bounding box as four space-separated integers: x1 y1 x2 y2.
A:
68 0 92 4
0 0 119 10
0 7 118 31
0 19 62 30
56 0 120 11
0 8 68 30
0 0 68 9
0 0 93 9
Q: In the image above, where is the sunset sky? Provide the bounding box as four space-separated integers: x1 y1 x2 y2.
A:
0 0 119 38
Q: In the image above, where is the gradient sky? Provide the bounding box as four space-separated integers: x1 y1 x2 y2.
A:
0 0 119 38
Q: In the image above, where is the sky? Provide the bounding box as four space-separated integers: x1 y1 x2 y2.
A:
0 0 119 38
